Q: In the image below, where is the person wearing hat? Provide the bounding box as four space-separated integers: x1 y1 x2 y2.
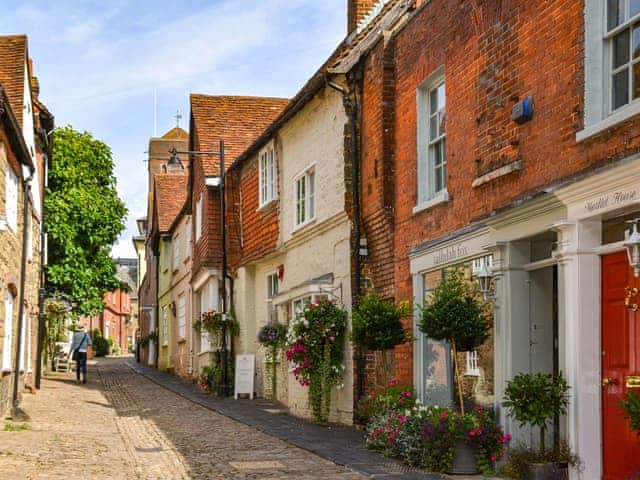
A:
70 325 92 384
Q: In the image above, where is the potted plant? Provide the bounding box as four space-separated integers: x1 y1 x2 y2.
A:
503 372 575 480
351 293 411 390
257 322 288 401
418 269 489 473
285 298 347 423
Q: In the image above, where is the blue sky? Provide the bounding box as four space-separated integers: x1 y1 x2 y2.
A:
0 0 347 257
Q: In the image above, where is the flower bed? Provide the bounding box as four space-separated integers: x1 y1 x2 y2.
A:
365 398 509 475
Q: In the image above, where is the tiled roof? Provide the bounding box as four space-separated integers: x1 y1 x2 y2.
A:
162 126 188 140
0 35 28 128
154 173 188 232
231 0 407 169
190 95 289 176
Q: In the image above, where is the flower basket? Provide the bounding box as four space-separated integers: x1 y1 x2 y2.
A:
285 298 347 423
257 322 287 401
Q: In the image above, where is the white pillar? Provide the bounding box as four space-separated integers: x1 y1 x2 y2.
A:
552 219 601 480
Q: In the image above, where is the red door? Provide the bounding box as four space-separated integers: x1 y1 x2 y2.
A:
602 252 640 479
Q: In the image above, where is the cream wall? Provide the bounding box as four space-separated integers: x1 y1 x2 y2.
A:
168 215 193 377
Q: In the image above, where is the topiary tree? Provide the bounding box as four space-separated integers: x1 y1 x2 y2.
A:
503 372 570 454
418 270 489 414
352 293 411 385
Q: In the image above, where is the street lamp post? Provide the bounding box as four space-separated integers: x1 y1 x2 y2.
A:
168 141 229 396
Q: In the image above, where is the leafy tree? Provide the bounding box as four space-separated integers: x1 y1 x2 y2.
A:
45 126 127 316
419 269 489 414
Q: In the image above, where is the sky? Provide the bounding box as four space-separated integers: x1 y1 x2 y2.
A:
0 0 347 258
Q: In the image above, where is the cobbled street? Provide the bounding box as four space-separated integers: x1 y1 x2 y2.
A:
0 358 364 480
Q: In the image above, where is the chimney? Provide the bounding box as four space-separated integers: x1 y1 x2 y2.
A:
348 0 378 33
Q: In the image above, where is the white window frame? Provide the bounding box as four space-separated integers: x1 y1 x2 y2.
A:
294 167 315 229
415 68 448 212
195 194 203 242
580 0 640 139
465 350 481 377
266 273 278 323
5 163 18 232
172 233 181 271
162 306 169 346
290 293 329 321
185 217 192 260
259 143 277 207
2 291 14 371
177 294 186 340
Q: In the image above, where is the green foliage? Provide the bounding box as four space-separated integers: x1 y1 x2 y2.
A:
3 422 29 432
621 391 640 436
285 299 348 423
418 270 489 351
46 126 127 316
92 329 110 357
198 352 234 396
366 405 509 475
503 372 570 453
500 442 579 479
44 299 69 368
356 380 416 424
351 294 411 351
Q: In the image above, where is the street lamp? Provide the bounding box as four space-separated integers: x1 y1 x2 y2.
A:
474 258 494 301
168 141 230 396
625 219 640 278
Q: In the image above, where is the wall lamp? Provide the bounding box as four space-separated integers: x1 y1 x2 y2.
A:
625 218 640 278
474 259 494 301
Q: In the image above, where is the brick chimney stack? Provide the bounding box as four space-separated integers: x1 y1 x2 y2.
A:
348 0 378 33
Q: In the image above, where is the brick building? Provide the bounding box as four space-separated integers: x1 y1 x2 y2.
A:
333 0 640 477
188 95 287 375
138 127 189 367
0 35 51 416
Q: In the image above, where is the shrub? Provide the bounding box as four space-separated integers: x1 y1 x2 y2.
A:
92 330 110 357
503 372 569 453
621 392 640 436
500 443 579 480
351 294 411 351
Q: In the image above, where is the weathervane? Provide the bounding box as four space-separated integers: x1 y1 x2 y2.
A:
174 110 182 128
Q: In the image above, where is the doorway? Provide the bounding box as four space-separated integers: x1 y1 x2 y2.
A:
602 251 640 480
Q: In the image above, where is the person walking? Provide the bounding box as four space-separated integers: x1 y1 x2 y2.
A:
70 325 92 384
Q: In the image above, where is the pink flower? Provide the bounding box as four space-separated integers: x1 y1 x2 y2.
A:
329 336 335 343
398 415 408 424
370 389 377 398
399 399 405 405
389 432 397 440
491 455 497 462
388 380 398 387
440 411 449 419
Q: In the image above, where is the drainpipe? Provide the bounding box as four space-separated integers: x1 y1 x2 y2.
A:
12 171 34 414
35 133 51 390
154 238 160 369
326 77 365 403
219 140 229 397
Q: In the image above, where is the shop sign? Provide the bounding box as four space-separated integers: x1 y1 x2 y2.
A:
234 354 255 399
410 230 490 274
583 189 638 215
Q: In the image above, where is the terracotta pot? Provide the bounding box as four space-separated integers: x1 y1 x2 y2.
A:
525 462 569 480
448 440 478 475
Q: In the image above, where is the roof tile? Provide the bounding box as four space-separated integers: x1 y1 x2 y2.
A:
0 35 28 128
190 95 289 176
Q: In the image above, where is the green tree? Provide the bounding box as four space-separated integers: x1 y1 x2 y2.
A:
45 126 127 316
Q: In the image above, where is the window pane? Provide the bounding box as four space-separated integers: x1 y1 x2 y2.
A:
633 61 640 99
435 165 443 193
613 68 630 109
614 29 631 69
632 0 640 18
308 172 315 219
430 88 438 115
439 111 446 137
441 139 447 190
609 0 625 30
437 83 446 109
429 113 438 140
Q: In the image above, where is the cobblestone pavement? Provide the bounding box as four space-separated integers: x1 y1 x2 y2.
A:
0 358 364 480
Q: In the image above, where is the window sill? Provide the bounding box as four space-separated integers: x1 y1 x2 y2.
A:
412 191 450 215
177 338 186 344
257 199 277 213
292 218 317 234
577 101 640 142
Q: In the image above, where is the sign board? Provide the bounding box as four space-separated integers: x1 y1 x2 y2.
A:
234 354 255 400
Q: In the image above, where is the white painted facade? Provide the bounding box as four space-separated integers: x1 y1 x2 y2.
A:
234 85 354 423
410 156 640 479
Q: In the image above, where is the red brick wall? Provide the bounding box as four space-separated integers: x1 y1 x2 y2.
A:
357 0 640 386
348 0 378 33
